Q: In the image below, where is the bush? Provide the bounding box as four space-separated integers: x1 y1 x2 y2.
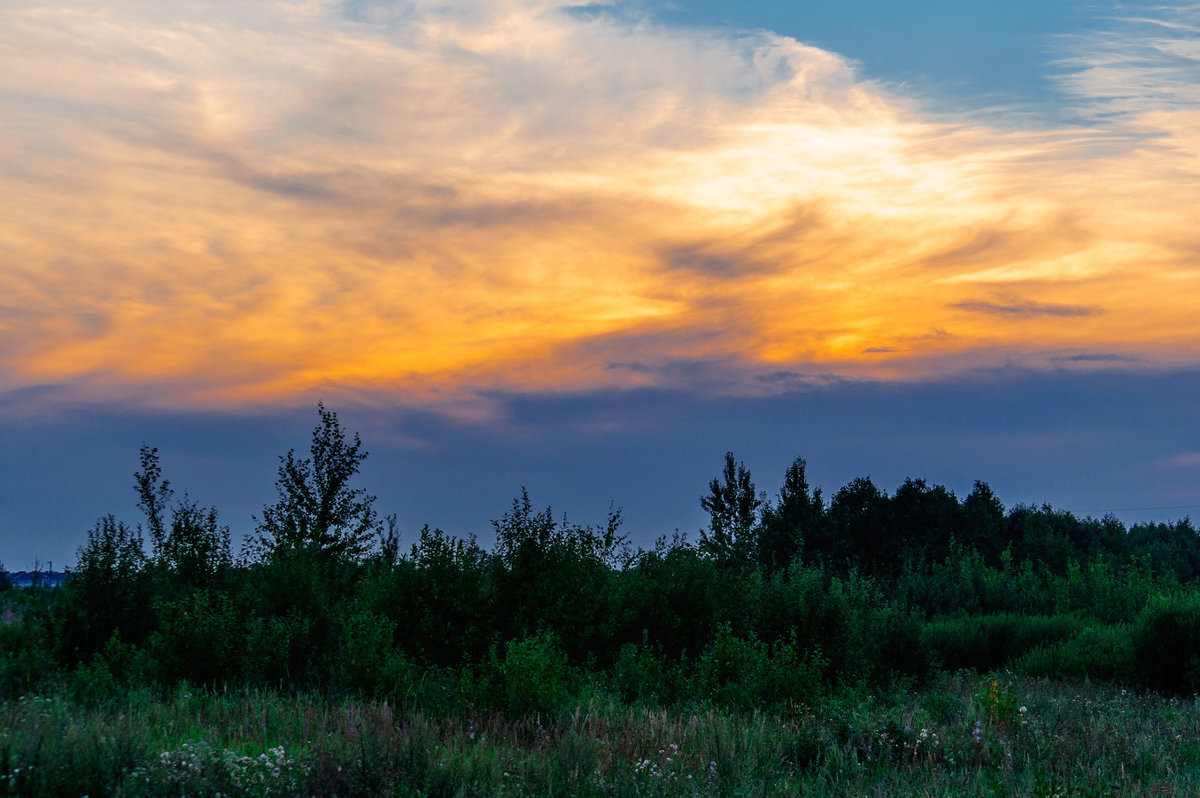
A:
242 611 312 687
494 629 578 717
1132 593 1200 695
923 614 1084 673
611 641 666 704
334 610 398 694
0 599 56 697
1012 623 1135 683
690 624 826 711
149 591 239 685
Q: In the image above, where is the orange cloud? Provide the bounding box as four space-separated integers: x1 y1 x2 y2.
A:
2 0 1199 412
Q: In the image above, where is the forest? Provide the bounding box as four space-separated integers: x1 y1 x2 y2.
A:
3 404 1200 796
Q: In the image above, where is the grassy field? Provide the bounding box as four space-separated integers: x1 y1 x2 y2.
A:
1 671 1198 797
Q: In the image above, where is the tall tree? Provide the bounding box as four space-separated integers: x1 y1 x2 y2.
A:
700 452 762 564
134 444 173 560
825 476 892 568
68 514 151 656
135 446 230 588
248 403 378 566
758 456 823 574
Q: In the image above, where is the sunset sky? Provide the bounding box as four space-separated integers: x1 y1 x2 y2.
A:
3 0 1200 569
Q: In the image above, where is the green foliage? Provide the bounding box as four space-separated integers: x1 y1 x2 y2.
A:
18 413 1200 753
69 631 154 704
618 539 735 662
1132 593 1200 695
4 676 1200 796
691 623 826 711
333 610 400 695
386 526 492 665
128 740 309 797
699 451 762 565
161 499 231 591
134 444 172 558
610 640 673 704
241 610 312 687
491 489 626 663
823 476 893 569
757 456 822 575
1011 623 1135 683
1127 518 1200 582
493 629 578 717
247 403 378 568
62 515 151 662
922 613 1085 673
148 590 239 685
0 596 55 698
135 446 232 595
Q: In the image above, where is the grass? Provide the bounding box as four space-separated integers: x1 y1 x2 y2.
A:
1 672 1199 796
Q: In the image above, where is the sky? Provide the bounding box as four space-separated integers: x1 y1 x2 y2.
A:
2 0 1200 569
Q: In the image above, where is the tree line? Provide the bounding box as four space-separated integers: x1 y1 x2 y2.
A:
4 403 1200 709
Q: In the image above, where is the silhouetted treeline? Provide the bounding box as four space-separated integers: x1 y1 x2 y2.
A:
5 405 1200 709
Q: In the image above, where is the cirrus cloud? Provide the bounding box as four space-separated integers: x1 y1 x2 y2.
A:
2 0 1200 414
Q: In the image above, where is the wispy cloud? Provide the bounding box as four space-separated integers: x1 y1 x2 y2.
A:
950 299 1103 318
1 0 1200 412
1050 352 1143 363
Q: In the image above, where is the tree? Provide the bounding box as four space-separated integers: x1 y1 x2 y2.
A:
135 446 231 588
491 487 628 659
962 480 1006 562
757 456 823 574
67 514 151 657
825 476 892 568
891 477 960 562
699 452 762 564
248 403 378 566
134 444 172 559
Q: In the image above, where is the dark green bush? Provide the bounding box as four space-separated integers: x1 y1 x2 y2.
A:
493 629 579 717
148 590 238 685
922 613 1084 672
1012 623 1134 683
1132 593 1200 695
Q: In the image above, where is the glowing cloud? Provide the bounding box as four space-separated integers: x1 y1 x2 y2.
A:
2 0 1199 411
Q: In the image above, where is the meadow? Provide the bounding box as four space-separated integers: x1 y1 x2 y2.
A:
2 671 1199 796
3 406 1200 795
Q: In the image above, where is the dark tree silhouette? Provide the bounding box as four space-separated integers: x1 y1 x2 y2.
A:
757 456 823 574
134 444 172 560
248 403 378 566
700 452 762 564
135 446 230 588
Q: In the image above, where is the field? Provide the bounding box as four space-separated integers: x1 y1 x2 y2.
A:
2 673 1199 796
6 420 1200 794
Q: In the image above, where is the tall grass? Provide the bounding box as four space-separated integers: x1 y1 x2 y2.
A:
1 674 1199 796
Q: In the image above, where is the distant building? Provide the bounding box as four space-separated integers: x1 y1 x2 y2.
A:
5 570 71 589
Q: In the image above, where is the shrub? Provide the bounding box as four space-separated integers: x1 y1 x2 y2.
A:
494 629 578 717
148 591 238 685
128 741 309 797
611 641 667 704
1132 593 1200 695
691 625 826 711
334 610 398 694
1011 623 1135 683
922 614 1084 673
